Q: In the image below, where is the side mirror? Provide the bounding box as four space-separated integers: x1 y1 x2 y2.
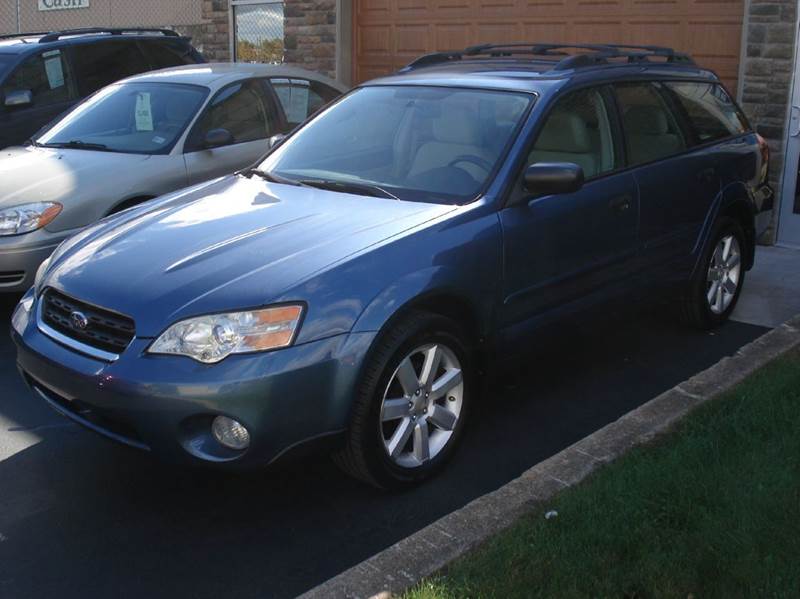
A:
203 128 234 149
523 162 584 197
5 89 33 108
268 133 286 149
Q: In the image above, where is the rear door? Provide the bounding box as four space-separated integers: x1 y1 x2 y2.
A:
183 79 278 183
500 85 640 324
0 49 77 148
614 81 720 271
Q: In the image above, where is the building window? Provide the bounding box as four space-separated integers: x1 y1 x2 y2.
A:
232 1 284 63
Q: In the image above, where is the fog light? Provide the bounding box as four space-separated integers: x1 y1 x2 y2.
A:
211 416 250 450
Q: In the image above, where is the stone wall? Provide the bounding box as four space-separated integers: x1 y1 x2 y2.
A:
739 0 798 243
284 0 337 77
199 0 232 61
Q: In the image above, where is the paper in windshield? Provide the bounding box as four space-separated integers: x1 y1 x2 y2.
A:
135 92 154 132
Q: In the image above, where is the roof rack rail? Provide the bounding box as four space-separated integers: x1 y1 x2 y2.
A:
403 42 695 71
38 28 180 43
0 32 50 41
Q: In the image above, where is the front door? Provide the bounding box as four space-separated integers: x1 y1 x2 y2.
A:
500 86 640 325
778 30 800 247
183 79 276 184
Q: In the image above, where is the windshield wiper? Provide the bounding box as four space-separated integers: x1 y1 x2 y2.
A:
242 168 304 187
41 140 110 151
298 179 400 201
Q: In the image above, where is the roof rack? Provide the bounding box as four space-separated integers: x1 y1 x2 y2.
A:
403 42 695 72
0 32 50 41
38 28 180 43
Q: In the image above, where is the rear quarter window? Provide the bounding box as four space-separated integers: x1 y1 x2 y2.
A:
139 41 199 69
665 81 748 144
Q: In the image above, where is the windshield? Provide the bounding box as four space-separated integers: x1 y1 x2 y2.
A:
259 85 533 204
37 82 208 154
0 54 13 80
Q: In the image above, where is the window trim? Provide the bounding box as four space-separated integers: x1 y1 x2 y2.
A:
184 77 277 153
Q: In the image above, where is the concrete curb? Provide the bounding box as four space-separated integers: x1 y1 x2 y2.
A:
299 314 800 599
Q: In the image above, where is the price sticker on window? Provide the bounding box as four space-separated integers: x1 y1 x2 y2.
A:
43 50 64 90
135 92 154 132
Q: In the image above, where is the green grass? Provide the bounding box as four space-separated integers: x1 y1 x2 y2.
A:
407 350 800 599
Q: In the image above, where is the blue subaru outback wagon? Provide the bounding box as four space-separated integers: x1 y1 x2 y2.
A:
12 44 773 488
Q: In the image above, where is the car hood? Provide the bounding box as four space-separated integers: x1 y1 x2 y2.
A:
0 145 152 207
46 175 456 336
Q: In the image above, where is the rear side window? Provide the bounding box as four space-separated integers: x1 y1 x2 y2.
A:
665 81 748 143
615 82 687 167
528 87 616 180
139 41 198 70
270 78 340 128
2 50 73 106
72 41 148 96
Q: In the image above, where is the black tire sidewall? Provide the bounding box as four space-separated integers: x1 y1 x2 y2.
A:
359 314 473 488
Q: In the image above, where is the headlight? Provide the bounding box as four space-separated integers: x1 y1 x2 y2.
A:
0 202 62 236
34 256 51 291
148 305 304 364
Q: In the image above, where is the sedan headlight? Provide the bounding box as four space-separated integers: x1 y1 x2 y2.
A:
0 202 62 236
148 305 304 364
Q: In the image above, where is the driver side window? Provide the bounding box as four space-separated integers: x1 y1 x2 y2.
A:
527 87 616 180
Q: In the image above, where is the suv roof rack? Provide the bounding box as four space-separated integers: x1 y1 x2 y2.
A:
38 28 181 43
404 42 695 71
0 32 50 41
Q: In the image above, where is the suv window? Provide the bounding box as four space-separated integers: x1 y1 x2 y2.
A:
665 81 747 144
189 80 273 150
72 41 148 96
270 78 340 128
139 41 198 70
527 87 615 180
2 49 73 106
615 82 687 166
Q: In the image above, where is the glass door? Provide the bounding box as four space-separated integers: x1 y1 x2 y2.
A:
778 28 800 247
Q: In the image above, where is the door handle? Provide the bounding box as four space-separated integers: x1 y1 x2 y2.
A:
695 167 717 183
608 194 632 214
790 105 800 138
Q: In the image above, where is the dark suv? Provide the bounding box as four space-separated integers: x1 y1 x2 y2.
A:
13 43 773 488
0 28 204 149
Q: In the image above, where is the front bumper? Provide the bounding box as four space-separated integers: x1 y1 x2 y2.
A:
12 291 375 467
0 228 73 293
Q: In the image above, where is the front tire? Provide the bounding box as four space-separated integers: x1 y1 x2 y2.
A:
682 216 747 329
334 311 472 489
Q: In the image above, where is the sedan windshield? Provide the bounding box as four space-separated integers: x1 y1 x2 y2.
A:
37 82 208 154
259 85 533 204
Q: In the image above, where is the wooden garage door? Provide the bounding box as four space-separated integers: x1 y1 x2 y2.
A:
353 0 744 92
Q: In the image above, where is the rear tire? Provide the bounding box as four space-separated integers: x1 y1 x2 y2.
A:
682 216 747 330
334 311 473 490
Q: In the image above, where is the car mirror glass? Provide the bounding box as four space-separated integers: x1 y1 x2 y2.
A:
5 89 33 108
204 128 234 149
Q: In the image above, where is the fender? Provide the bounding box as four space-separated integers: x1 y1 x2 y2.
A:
691 180 756 277
350 265 494 340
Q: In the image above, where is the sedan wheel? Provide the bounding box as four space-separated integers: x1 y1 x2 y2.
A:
379 343 464 468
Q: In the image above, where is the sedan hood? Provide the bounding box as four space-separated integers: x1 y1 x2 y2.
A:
46 175 455 336
0 146 150 208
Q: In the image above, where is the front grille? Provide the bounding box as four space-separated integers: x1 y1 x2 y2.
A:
41 288 136 354
0 270 25 285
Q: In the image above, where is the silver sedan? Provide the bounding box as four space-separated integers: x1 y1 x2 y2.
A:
0 63 346 293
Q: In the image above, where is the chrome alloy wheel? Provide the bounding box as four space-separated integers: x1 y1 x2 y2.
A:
706 234 741 315
379 343 464 468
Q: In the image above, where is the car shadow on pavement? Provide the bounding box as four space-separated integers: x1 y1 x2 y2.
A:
0 299 767 599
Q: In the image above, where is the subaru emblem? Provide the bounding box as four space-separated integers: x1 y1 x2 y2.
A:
70 311 89 330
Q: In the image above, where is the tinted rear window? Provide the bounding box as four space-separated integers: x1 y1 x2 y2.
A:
72 40 148 95
139 41 198 69
665 82 748 144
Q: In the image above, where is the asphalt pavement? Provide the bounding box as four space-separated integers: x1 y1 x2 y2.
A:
0 294 768 599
